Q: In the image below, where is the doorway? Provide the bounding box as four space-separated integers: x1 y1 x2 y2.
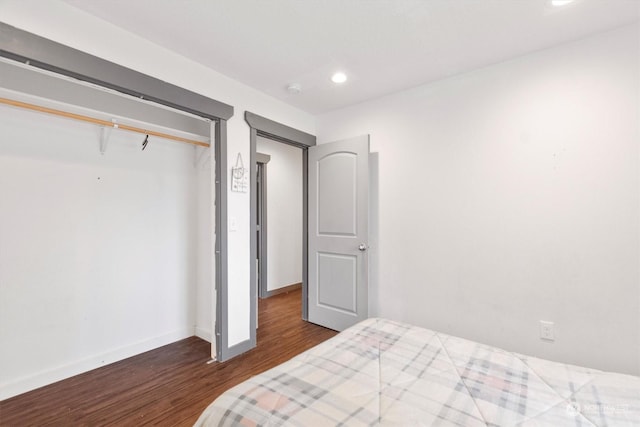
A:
216 112 369 361
246 112 316 348
255 138 304 310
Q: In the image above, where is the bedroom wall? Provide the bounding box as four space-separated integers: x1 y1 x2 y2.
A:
0 0 315 352
0 106 202 399
317 24 640 375
256 136 303 292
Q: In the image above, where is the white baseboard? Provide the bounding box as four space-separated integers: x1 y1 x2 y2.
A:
0 327 193 401
195 326 212 343
264 282 302 298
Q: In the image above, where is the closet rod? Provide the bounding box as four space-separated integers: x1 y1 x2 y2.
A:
0 97 210 148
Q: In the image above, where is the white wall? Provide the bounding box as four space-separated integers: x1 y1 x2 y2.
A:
317 25 640 375
0 0 315 351
256 136 303 292
0 105 202 399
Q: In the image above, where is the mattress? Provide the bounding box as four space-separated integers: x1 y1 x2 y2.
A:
195 318 639 426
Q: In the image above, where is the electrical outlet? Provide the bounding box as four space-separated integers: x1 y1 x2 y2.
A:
540 321 555 341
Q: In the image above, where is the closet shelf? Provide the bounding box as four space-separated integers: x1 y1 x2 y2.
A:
0 97 210 148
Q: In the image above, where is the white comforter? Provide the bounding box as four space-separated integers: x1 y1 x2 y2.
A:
196 318 640 426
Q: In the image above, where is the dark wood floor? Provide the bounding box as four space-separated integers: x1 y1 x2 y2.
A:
0 289 337 426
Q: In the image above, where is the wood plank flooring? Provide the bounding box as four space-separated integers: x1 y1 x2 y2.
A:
0 289 337 426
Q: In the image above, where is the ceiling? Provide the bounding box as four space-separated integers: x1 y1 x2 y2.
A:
62 0 639 115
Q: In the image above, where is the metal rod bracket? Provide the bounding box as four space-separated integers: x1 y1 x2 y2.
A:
99 124 113 155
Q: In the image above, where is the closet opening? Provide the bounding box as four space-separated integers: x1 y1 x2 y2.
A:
0 23 234 397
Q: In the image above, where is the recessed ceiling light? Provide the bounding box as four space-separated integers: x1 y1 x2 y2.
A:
331 72 348 84
550 0 575 7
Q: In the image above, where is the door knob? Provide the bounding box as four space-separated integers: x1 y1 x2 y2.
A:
358 243 368 251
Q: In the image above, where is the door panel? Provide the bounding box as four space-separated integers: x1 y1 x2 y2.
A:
318 153 357 236
308 135 369 331
318 252 357 313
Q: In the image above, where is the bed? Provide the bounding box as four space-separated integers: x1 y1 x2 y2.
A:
196 318 639 426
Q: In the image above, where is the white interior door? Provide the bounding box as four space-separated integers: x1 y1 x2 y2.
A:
308 135 369 331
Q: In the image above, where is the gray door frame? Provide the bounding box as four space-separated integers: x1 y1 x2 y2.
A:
245 112 316 337
0 23 233 363
256 153 271 299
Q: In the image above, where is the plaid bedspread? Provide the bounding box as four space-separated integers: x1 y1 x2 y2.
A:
195 318 640 426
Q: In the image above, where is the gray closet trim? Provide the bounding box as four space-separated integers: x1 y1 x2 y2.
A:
245 111 316 326
0 60 210 138
215 120 230 361
0 23 233 121
244 128 258 354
